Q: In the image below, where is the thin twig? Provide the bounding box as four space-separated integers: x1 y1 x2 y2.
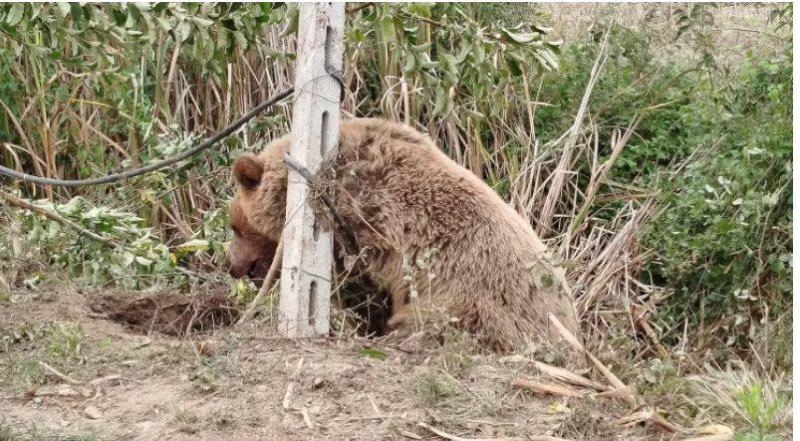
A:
0 189 114 246
346 2 374 15
283 152 359 255
548 313 639 407
0 189 200 280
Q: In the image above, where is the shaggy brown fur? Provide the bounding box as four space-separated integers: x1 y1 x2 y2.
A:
227 118 579 351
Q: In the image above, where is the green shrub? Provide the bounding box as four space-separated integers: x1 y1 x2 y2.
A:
644 46 792 353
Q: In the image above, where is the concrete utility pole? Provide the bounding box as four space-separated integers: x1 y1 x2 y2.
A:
279 3 345 337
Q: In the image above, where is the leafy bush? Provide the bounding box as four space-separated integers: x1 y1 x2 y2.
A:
644 46 792 354
1 194 233 289
526 15 791 358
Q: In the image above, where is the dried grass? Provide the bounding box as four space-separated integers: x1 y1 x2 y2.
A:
684 362 792 435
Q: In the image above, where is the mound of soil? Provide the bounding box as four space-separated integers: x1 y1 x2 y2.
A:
89 291 241 336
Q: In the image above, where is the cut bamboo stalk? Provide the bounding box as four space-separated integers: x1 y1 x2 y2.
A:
511 378 586 398
548 313 638 407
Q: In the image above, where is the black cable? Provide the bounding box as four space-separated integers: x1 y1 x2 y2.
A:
0 87 294 187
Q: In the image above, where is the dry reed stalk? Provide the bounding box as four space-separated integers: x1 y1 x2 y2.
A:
548 313 639 407
532 360 609 391
616 407 684 433
576 202 655 316
511 378 587 398
561 115 641 252
536 29 610 237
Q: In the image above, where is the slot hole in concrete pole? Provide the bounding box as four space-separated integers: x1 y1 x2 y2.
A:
320 111 329 157
309 280 318 327
325 25 333 65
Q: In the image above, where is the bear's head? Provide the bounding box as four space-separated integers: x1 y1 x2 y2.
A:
224 139 290 285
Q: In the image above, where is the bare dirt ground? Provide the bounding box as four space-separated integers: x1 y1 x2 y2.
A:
1 283 659 440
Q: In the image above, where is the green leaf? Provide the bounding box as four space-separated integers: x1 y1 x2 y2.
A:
6 3 24 26
409 42 432 53
56 3 71 17
500 27 541 45
359 347 386 361
177 20 192 43
279 3 298 37
155 16 172 32
135 256 153 266
380 16 395 42
506 57 522 77
176 239 209 252
402 53 416 73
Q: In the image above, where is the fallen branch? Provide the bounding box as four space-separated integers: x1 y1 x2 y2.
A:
39 361 81 386
416 422 525 441
239 237 284 324
0 189 201 280
0 189 113 246
532 360 608 391
511 378 586 398
548 313 638 407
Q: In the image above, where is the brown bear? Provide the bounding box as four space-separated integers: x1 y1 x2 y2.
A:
225 118 579 351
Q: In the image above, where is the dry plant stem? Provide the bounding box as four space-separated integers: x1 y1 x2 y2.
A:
631 305 670 359
346 2 374 15
511 378 586 397
651 414 684 433
39 361 81 385
560 114 642 253
548 313 639 407
537 28 609 236
416 422 526 441
0 273 9 296
532 360 609 391
240 238 285 323
616 408 684 434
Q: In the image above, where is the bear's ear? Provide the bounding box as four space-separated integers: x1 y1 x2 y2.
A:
233 153 264 190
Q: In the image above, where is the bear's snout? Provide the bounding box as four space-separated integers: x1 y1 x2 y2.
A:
224 251 254 280
224 233 277 287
